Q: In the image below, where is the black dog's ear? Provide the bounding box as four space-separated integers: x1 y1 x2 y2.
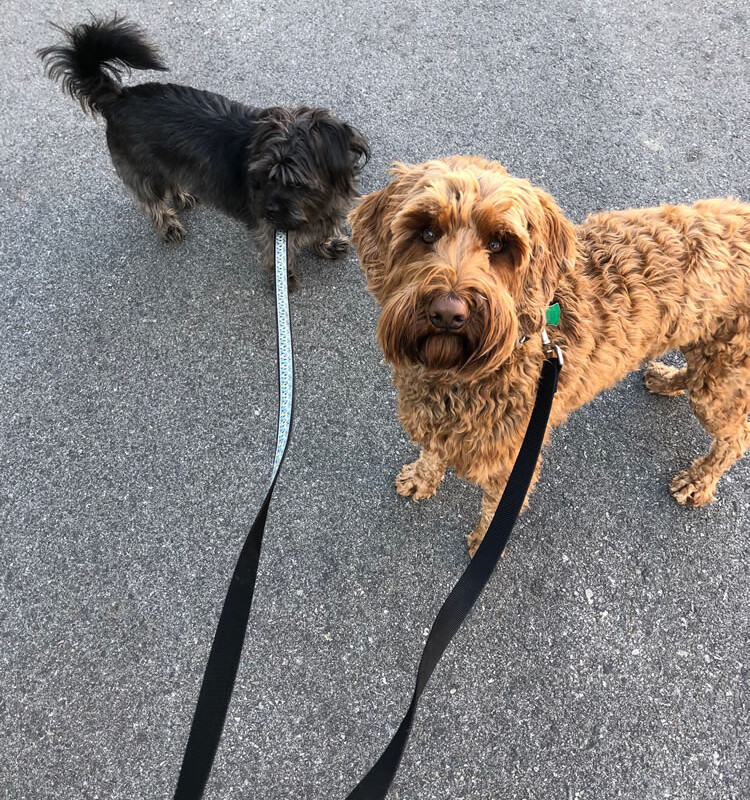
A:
343 123 370 170
307 110 370 177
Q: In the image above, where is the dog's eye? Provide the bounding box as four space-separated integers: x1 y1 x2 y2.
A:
421 228 437 244
487 238 506 254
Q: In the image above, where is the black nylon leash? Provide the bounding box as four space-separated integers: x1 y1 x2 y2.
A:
345 354 560 799
172 229 562 797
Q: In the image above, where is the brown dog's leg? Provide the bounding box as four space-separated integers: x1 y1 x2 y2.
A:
644 361 688 396
670 340 750 505
467 460 543 557
671 422 750 505
395 448 445 501
467 487 502 557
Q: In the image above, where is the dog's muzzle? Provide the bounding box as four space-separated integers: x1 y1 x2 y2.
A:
264 203 308 231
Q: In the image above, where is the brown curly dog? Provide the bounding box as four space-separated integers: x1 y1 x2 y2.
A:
349 156 750 556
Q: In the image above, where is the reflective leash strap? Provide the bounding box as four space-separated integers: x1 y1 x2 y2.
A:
173 230 293 800
271 231 294 477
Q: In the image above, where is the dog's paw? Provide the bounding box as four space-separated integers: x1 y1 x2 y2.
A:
669 467 717 506
265 268 298 291
466 528 483 558
644 361 686 396
314 236 350 260
395 460 442 501
466 526 508 559
161 221 186 243
466 525 512 559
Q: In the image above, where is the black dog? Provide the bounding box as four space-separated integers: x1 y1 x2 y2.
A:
38 15 370 284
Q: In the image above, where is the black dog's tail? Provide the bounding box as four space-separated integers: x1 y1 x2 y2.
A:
37 15 167 115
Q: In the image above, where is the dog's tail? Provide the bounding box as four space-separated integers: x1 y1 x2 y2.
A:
37 15 167 116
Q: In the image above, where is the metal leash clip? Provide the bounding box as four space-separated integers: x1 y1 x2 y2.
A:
541 327 564 366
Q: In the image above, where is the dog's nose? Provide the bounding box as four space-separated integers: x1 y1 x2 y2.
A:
428 294 470 330
265 200 281 216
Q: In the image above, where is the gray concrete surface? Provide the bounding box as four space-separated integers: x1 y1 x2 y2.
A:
2 1 749 798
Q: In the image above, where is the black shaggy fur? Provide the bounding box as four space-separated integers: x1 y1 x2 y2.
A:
38 15 370 283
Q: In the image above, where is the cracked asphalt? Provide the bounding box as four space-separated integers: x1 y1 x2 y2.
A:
2 0 748 798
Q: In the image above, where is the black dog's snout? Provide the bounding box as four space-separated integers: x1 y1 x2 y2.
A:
265 200 281 215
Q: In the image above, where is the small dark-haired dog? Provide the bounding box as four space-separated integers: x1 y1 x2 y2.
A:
38 15 370 285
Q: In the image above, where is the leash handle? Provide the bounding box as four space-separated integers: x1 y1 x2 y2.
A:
173 231 292 800
345 355 561 799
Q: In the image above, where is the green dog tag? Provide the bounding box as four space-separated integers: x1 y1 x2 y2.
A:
545 303 561 326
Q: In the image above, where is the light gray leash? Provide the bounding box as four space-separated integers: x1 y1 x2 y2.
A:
272 229 294 476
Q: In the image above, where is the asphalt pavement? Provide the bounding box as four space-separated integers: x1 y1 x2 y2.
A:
2 1 749 798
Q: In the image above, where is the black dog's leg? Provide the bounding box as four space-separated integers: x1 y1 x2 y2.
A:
285 232 300 289
108 141 185 243
312 225 351 260
139 193 186 243
172 188 200 212
132 177 186 243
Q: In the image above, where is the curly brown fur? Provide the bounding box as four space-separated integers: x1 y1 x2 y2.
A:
350 156 750 557
38 15 369 284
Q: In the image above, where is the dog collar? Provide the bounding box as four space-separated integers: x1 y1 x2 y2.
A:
517 302 561 348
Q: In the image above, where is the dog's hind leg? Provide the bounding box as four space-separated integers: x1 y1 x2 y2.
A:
109 146 186 243
172 188 200 212
644 360 688 396
395 448 446 501
131 179 186 243
670 336 750 505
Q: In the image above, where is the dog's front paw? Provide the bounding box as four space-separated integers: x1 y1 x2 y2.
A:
314 236 350 260
466 528 484 558
466 524 511 559
395 459 442 501
265 268 298 291
669 465 717 506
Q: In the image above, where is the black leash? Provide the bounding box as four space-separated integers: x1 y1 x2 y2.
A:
172 231 562 797
345 354 560 799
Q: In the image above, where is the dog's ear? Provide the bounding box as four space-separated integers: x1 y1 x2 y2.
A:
310 112 370 177
519 186 577 334
349 163 421 299
343 123 370 171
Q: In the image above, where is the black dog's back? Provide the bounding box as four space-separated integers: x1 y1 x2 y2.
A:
106 83 260 220
39 16 256 219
